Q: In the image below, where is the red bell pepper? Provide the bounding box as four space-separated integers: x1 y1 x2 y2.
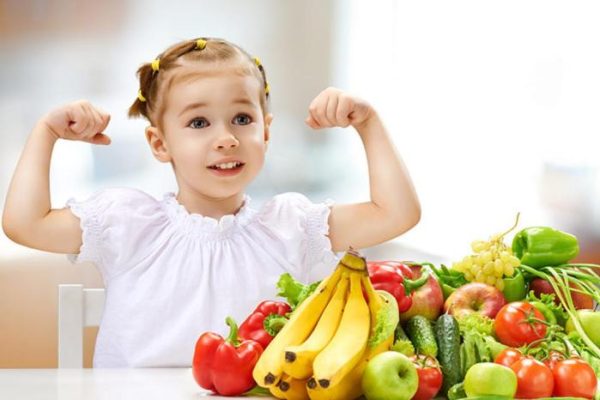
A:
238 300 291 349
367 261 430 313
192 317 263 396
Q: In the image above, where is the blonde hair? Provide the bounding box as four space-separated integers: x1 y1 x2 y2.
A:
128 37 270 127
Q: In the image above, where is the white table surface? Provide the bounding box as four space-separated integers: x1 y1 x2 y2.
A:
0 369 269 400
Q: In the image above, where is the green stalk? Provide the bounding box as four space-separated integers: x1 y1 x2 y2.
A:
545 269 600 358
553 268 600 284
522 264 595 356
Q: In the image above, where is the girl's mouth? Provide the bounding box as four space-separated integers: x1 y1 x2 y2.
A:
207 162 245 177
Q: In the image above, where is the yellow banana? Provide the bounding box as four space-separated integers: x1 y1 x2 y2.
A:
338 248 367 271
310 271 370 389
306 287 398 400
282 273 349 380
269 374 310 400
253 266 343 387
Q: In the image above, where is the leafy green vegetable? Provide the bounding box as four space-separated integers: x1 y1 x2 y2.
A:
276 273 320 309
457 313 494 336
368 290 400 348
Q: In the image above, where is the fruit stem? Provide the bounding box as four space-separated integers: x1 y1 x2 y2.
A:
498 212 521 240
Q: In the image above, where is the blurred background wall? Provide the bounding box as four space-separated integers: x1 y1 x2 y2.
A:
1 0 600 367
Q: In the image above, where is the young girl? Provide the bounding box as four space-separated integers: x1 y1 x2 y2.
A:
2 37 420 368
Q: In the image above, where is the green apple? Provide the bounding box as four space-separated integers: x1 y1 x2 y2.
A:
463 362 517 398
361 351 418 400
565 310 600 347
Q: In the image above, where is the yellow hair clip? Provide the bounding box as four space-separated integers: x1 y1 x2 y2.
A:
253 56 262 67
265 83 270 96
196 39 207 50
137 89 147 102
151 58 160 72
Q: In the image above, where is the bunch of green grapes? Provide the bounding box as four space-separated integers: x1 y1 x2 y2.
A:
452 215 523 291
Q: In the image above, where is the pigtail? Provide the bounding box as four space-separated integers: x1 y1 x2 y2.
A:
128 62 156 120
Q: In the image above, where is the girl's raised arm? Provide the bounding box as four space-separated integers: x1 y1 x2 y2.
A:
2 100 111 254
305 88 421 252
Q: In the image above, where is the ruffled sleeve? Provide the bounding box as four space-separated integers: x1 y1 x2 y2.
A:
257 192 339 282
65 187 169 281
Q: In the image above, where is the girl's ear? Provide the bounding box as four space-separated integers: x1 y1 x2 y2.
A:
263 113 273 144
145 126 172 163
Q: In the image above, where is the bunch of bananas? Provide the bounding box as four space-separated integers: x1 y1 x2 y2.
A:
252 249 399 400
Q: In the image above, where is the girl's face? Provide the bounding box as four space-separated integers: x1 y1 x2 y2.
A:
147 66 272 201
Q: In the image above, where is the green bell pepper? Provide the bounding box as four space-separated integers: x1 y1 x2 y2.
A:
512 226 579 268
501 269 527 302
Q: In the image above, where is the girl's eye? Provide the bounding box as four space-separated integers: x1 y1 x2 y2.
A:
189 118 209 129
233 114 252 125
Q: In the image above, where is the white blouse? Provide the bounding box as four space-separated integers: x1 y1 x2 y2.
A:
66 188 339 368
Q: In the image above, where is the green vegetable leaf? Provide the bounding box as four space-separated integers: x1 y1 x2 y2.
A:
276 273 320 309
457 313 495 336
368 290 400 348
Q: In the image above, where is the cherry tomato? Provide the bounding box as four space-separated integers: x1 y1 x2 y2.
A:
510 357 554 399
410 355 443 400
552 358 597 399
494 348 524 367
494 301 547 347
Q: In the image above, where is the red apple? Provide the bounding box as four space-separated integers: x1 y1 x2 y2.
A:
529 278 593 310
399 265 444 322
444 282 507 319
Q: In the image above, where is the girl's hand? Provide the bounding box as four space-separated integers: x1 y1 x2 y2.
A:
305 87 373 130
42 100 112 145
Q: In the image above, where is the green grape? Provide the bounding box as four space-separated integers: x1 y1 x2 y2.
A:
509 255 521 267
475 271 486 282
494 259 504 274
495 279 505 291
504 264 515 277
471 260 482 274
480 251 493 264
483 261 495 275
452 261 464 272
486 275 497 286
471 240 490 253
463 256 473 269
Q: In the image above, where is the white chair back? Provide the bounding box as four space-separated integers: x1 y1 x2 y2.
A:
58 284 105 368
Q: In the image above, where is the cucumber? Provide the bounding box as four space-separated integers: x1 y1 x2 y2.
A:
435 314 462 394
391 322 415 356
406 315 438 358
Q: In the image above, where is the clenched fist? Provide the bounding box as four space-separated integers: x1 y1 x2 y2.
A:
305 87 374 130
42 100 111 145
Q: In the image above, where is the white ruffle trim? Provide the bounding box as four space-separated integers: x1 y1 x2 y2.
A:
65 197 102 265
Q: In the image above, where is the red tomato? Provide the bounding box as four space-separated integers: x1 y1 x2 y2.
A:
552 358 597 399
494 302 547 347
494 348 524 367
543 350 565 370
510 357 554 399
410 355 443 400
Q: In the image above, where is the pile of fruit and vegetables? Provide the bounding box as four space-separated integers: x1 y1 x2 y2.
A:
192 217 600 399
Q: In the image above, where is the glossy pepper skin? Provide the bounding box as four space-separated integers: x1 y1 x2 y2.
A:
512 226 579 268
501 269 527 302
367 261 430 313
192 317 263 396
238 300 291 349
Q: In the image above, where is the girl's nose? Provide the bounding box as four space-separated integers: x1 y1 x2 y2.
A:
214 130 239 150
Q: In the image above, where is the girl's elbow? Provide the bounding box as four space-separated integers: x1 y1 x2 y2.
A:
2 213 16 241
392 205 421 236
